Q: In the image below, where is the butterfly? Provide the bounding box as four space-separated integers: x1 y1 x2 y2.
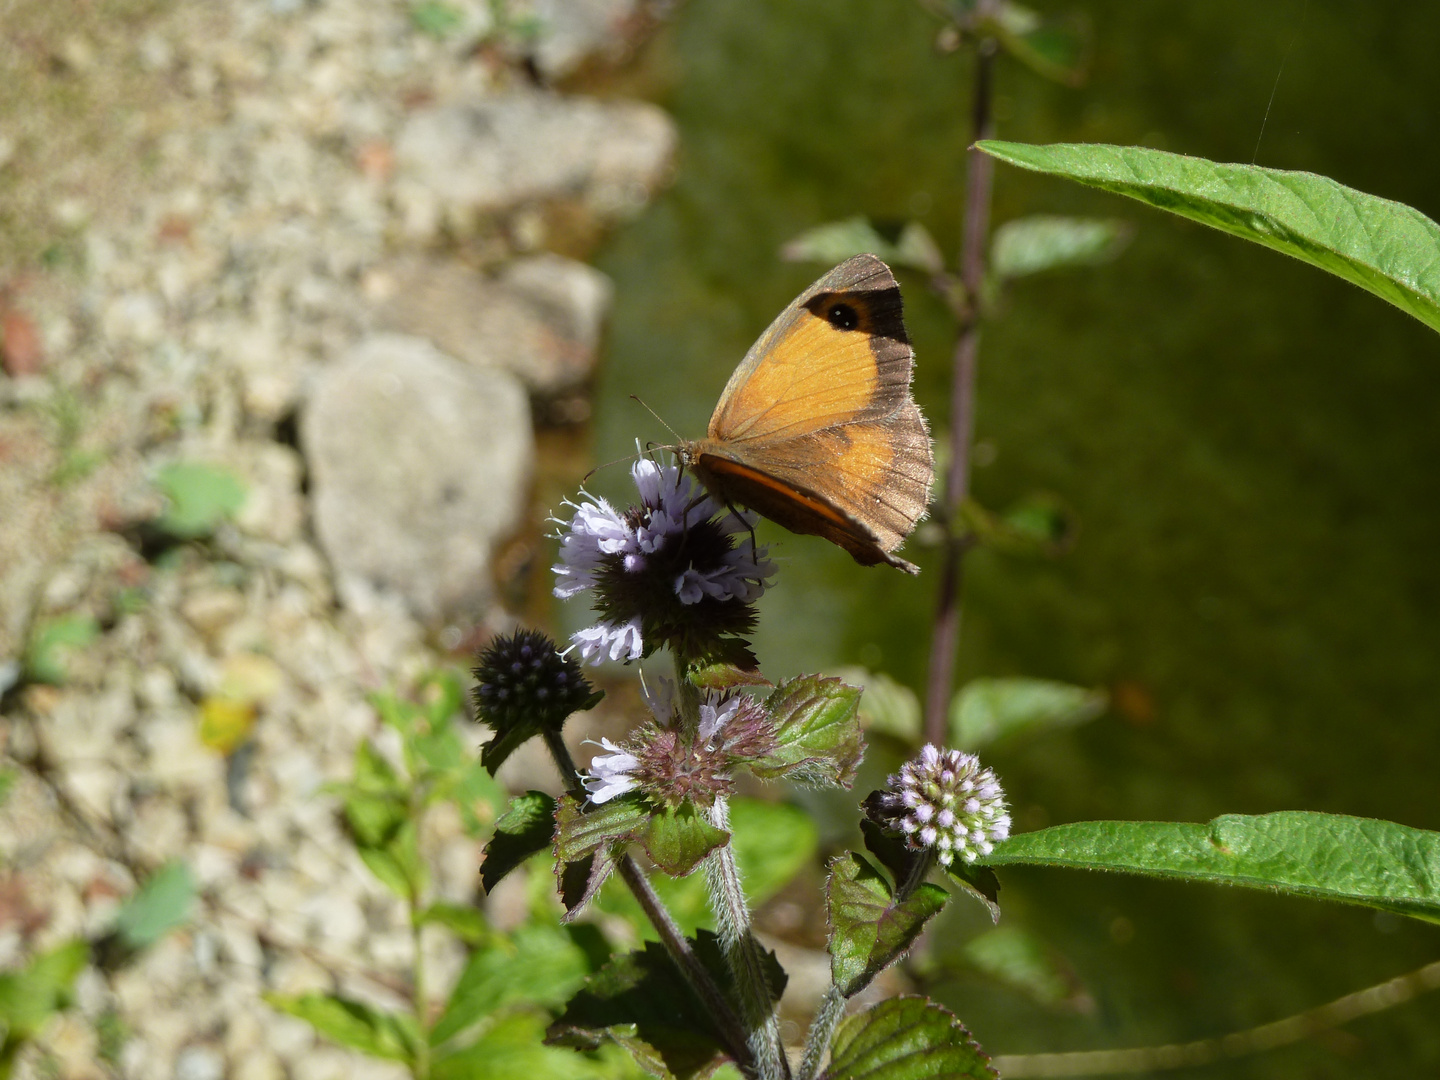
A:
678 253 934 573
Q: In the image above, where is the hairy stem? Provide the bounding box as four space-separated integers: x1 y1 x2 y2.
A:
797 849 938 1080
705 795 789 1080
541 725 756 1076
797 985 846 1080
924 31 999 746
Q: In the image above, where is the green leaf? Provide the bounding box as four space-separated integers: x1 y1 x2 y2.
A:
24 614 99 686
357 846 412 899
0 768 15 808
983 812 1440 924
434 1011 607 1080
750 675 864 787
991 215 1130 279
950 677 1106 751
827 853 948 997
548 938 725 1080
482 791 558 893
353 818 424 899
962 926 1081 1007
958 493 1077 558
781 217 944 275
263 993 421 1062
417 903 491 946
550 930 781 1080
411 0 463 39
555 793 652 863
859 816 923 888
942 860 1003 924
561 849 618 922
829 668 920 744
641 803 729 877
978 140 1440 335
114 863 195 949
598 798 818 936
479 723 539 773
453 758 508 837
981 2 1088 86
432 923 590 1047
0 940 89 1043
823 996 996 1080
153 461 247 539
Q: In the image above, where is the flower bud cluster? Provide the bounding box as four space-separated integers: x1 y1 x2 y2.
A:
872 744 1010 866
472 629 596 732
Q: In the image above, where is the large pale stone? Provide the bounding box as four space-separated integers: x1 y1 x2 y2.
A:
368 253 612 392
394 90 674 221
303 334 532 619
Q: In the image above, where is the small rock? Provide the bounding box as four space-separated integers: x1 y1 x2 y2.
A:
303 334 533 619
59 762 123 824
394 90 674 225
180 587 247 636
232 1049 286 1080
175 1044 225 1080
230 442 305 544
369 253 612 392
527 0 640 79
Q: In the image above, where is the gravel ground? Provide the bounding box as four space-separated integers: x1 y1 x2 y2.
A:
0 0 675 1076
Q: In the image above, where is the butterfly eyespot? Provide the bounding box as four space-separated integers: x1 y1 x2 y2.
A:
826 302 860 331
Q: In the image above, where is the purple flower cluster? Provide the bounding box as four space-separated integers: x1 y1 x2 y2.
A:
581 676 776 808
552 457 775 666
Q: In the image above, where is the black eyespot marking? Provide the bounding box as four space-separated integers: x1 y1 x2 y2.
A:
826 302 860 331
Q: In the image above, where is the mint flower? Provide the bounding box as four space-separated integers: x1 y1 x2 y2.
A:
871 745 1011 866
552 456 775 667
579 675 776 807
581 738 642 804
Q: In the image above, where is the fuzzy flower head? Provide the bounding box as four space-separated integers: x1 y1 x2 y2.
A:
552 456 775 667
580 680 776 808
869 744 1010 866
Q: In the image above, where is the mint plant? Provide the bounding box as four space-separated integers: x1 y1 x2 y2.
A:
477 458 1004 1080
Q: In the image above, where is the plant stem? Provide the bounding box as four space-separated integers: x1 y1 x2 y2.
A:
796 849 938 1080
796 985 845 1080
408 781 431 1079
410 900 430 1079
705 795 790 1080
924 31 999 747
540 725 757 1077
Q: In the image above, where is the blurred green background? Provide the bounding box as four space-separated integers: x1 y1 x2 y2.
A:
579 0 1440 1075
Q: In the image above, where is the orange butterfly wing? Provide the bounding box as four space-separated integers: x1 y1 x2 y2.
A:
684 254 934 572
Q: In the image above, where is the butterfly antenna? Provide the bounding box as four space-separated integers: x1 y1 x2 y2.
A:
630 395 683 448
581 447 644 484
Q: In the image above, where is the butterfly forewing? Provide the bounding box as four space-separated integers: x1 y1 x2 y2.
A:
708 254 915 444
